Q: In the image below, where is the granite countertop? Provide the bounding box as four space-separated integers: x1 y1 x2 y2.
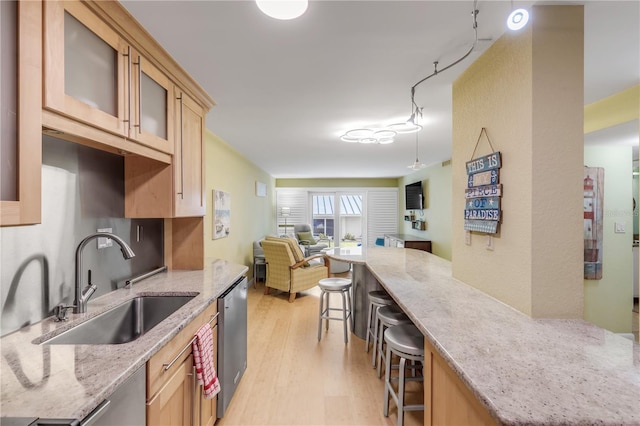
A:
0 259 248 422
327 246 640 425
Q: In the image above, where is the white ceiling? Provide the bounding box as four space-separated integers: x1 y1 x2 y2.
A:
121 0 640 178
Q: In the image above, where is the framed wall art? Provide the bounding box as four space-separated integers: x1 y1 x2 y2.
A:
213 189 231 239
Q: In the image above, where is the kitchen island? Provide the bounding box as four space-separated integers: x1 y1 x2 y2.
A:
0 259 247 423
324 246 640 425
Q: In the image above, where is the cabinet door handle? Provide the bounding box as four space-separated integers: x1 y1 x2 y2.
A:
192 365 198 426
177 93 184 199
134 55 142 129
124 47 132 131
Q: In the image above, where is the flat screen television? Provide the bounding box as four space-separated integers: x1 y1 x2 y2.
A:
405 181 423 210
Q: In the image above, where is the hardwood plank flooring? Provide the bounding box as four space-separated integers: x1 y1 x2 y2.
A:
218 282 424 426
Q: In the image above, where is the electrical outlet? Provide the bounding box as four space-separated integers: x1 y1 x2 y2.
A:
97 228 113 249
614 222 626 233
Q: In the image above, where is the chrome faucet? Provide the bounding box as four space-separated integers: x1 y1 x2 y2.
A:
74 232 135 314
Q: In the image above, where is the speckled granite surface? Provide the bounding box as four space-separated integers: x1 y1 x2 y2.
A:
326 247 640 425
0 259 247 422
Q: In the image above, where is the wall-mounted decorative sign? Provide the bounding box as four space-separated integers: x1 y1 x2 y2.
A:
213 189 231 239
584 167 604 280
464 128 502 234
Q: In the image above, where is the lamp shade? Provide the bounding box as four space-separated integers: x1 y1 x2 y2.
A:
280 206 291 217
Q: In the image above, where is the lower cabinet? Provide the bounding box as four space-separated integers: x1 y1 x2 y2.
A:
424 339 497 426
147 302 218 426
147 354 195 426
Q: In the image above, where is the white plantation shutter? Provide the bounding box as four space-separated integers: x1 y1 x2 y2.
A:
276 188 398 245
275 189 307 235
366 189 398 247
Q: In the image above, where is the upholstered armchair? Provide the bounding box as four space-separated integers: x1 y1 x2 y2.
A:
293 224 329 256
261 237 330 302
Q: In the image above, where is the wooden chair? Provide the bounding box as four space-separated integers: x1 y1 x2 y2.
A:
261 237 329 302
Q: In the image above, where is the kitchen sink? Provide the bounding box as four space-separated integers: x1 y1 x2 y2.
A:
43 295 195 345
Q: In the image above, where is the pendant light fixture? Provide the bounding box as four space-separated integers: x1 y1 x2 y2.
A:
407 108 426 171
256 0 308 20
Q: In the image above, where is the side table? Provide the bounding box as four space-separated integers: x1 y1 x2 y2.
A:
253 255 266 287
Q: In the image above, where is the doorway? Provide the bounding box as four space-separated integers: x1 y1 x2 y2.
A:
310 192 364 248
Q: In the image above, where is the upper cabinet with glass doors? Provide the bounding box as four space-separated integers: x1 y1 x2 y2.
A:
43 0 173 154
0 0 42 226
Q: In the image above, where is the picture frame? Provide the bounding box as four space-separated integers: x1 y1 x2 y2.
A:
213 190 231 239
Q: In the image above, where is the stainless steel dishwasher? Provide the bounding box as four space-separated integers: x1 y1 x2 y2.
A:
217 277 248 418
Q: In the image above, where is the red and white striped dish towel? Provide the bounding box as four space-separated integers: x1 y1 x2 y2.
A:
192 322 221 399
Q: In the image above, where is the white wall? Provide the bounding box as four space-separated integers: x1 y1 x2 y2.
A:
399 162 452 260
584 145 634 332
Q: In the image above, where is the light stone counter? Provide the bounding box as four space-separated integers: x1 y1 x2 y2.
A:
0 259 247 422
325 246 640 425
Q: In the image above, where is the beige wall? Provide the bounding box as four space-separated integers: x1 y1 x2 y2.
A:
452 6 584 318
399 162 452 260
204 130 275 278
584 145 634 332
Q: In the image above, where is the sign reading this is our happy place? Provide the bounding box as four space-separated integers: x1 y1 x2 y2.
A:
464 151 502 234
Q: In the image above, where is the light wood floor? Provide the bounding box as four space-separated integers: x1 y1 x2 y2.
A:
217 281 424 426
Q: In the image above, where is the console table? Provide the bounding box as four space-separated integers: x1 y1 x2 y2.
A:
384 234 432 252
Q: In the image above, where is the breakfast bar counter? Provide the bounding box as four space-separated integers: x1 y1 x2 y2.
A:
324 246 640 425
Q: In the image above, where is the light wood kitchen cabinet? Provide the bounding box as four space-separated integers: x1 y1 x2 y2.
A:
124 89 206 219
129 47 175 154
147 353 195 426
43 0 174 155
0 0 42 227
147 302 218 425
424 339 497 426
174 91 206 217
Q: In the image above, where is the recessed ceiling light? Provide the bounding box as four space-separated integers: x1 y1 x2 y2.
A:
256 0 308 20
507 8 529 31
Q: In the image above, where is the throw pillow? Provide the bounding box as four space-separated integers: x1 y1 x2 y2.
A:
283 237 306 262
266 236 306 263
297 231 317 245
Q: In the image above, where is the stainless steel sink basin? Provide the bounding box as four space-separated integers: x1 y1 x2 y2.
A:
43 295 195 345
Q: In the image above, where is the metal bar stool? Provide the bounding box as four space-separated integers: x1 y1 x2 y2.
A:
383 324 425 426
317 278 352 343
365 290 394 367
376 304 412 378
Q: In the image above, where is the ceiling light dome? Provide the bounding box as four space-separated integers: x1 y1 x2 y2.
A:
256 0 308 20
507 8 529 31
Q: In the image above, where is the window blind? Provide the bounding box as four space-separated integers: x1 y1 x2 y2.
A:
366 189 398 247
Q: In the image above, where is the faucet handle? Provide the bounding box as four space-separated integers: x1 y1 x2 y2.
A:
53 304 76 322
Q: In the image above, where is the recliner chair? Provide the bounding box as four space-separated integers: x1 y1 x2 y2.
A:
261 237 329 302
293 224 328 256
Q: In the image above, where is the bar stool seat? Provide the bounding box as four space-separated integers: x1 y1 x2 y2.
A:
376 304 412 378
383 324 425 426
317 278 352 344
365 290 395 367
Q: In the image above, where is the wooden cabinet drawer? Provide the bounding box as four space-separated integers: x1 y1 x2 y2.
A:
147 302 217 398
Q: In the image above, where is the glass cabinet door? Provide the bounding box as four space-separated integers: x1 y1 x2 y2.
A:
0 0 41 226
43 0 127 137
64 11 117 116
131 52 174 154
